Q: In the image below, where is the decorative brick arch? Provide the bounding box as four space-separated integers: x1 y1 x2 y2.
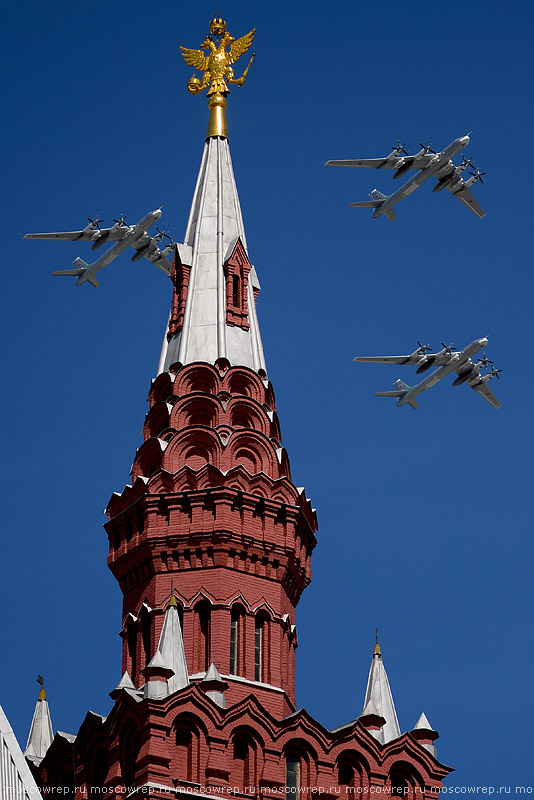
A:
175 364 219 397
335 748 370 794
162 428 222 472
281 738 319 792
171 712 207 785
148 372 176 406
118 718 141 789
227 396 270 434
229 725 264 791
224 368 265 403
386 759 425 799
143 401 171 441
170 394 221 430
132 438 166 480
225 430 279 476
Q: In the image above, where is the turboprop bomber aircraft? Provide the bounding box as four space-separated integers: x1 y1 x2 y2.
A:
354 337 501 409
326 134 485 220
24 208 175 287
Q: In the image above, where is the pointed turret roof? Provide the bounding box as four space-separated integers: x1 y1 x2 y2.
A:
110 671 136 699
361 634 401 744
154 596 189 695
411 712 439 757
24 679 53 766
200 662 229 708
158 133 266 374
413 712 434 731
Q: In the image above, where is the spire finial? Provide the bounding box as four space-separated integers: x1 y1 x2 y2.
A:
180 18 256 140
373 628 382 658
167 580 178 607
37 674 46 700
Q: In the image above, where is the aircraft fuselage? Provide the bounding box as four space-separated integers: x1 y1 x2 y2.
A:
397 337 488 406
374 136 470 218
76 209 162 284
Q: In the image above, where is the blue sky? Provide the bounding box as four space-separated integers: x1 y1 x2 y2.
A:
1 0 532 791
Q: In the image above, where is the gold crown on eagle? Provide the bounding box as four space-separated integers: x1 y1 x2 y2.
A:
209 15 226 37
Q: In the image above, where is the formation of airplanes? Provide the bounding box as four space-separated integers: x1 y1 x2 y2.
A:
24 132 501 409
24 208 174 287
354 337 501 409
326 133 485 220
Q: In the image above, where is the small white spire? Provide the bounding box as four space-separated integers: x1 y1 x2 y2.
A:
413 712 433 731
155 596 189 695
411 712 439 757
115 671 136 691
361 633 401 744
200 662 229 708
24 677 53 766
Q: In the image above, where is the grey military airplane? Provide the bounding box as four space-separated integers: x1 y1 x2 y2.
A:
24 208 174 287
326 134 485 220
354 337 501 409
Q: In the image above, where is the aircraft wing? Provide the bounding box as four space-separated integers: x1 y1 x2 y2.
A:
129 237 173 275
448 184 485 218
144 250 173 275
326 155 436 170
353 355 418 365
470 381 501 409
24 227 128 242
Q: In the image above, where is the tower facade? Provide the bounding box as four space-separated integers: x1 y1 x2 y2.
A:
15 18 451 800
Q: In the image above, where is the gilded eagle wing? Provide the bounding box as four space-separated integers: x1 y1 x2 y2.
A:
226 29 256 66
180 46 209 72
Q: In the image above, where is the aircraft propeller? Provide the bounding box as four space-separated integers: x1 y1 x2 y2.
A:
477 354 494 369
418 142 436 155
468 169 486 185
113 214 128 227
488 367 503 381
459 156 475 172
87 216 104 230
392 140 408 155
416 341 432 354
155 227 175 246
440 342 456 354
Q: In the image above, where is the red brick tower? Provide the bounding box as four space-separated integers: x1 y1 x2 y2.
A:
35 17 452 800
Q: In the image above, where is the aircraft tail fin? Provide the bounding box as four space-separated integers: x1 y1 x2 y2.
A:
348 201 381 209
52 258 99 287
374 380 418 409
85 273 100 288
370 189 388 201
374 390 406 398
349 189 396 220
52 269 86 277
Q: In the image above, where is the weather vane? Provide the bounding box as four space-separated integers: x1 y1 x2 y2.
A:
180 15 256 139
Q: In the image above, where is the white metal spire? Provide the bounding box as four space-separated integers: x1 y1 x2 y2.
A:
361 636 401 744
154 597 189 695
1 705 43 800
158 136 266 374
24 682 53 766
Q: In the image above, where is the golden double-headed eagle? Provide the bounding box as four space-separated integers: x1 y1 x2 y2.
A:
180 16 256 96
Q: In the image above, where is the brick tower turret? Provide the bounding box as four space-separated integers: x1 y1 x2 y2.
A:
33 18 452 800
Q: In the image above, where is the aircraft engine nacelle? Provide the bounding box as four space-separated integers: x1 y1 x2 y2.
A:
91 231 110 250
393 161 412 180
452 370 473 386
415 355 436 374
131 239 155 261
432 177 450 193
